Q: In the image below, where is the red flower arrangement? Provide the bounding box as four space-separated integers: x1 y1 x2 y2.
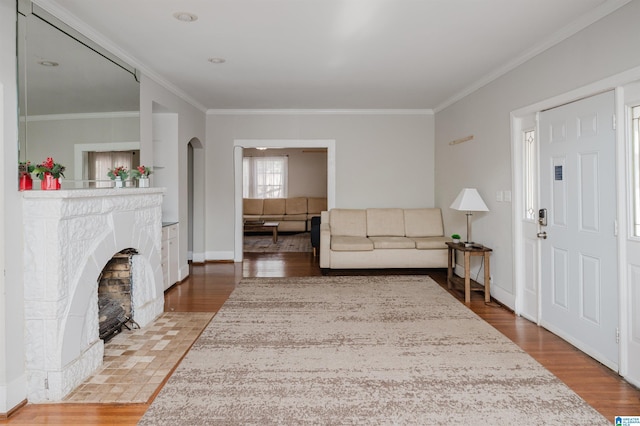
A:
131 165 152 178
18 161 34 191
33 157 66 180
107 166 129 180
19 161 34 176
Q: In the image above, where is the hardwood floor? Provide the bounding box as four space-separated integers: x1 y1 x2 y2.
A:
2 252 638 424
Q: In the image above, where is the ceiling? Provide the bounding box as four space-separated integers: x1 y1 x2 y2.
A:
38 0 627 111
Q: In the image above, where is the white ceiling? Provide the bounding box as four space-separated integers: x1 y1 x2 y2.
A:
37 0 628 111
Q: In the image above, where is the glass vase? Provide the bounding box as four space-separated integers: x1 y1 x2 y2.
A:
138 176 150 188
19 173 33 191
41 172 60 190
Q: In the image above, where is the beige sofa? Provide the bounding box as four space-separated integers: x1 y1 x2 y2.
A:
320 208 450 269
243 197 327 232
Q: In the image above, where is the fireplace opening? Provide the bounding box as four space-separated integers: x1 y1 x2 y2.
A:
98 248 140 342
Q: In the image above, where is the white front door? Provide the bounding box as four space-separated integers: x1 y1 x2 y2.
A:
539 90 619 370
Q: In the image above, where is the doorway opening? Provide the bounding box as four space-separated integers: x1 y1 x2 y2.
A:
233 140 336 262
241 148 327 255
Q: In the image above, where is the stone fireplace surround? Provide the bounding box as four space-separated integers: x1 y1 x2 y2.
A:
22 188 165 402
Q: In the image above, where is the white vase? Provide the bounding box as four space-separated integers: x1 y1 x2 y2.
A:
114 176 124 188
138 176 150 188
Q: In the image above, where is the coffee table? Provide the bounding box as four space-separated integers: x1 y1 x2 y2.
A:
243 221 280 243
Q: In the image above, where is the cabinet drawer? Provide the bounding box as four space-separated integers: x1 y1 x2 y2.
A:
162 223 178 240
161 240 169 261
166 224 178 239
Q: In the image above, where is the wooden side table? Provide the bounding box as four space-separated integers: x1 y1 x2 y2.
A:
446 242 492 304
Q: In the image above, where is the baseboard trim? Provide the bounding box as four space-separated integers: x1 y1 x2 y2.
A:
192 252 206 263
0 399 27 420
205 251 234 261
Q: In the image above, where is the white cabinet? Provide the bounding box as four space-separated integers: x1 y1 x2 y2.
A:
161 222 179 290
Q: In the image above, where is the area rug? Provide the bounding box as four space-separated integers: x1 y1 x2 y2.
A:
243 232 312 253
139 276 609 425
64 312 214 404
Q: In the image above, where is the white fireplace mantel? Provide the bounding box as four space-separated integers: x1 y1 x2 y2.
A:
22 188 165 402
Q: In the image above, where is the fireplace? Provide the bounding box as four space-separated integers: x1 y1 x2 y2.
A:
98 249 139 342
22 188 165 402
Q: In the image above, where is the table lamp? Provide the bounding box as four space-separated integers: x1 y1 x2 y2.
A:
450 188 489 247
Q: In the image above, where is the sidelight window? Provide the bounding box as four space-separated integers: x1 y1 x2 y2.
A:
523 129 537 221
632 106 640 237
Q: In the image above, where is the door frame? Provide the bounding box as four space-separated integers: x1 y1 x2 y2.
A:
233 139 336 262
511 73 636 380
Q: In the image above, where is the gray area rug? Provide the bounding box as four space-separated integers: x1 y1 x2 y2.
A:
243 232 312 253
139 276 609 425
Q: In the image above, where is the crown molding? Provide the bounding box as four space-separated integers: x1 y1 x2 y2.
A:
23 111 139 122
207 109 434 116
434 0 632 113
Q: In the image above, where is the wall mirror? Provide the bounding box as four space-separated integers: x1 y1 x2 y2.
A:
17 2 140 187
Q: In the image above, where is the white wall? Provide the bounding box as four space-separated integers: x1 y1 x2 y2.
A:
0 0 27 414
140 76 206 279
206 112 435 258
152 111 179 221
435 0 640 308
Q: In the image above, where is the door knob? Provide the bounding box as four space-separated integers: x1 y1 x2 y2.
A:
537 232 547 239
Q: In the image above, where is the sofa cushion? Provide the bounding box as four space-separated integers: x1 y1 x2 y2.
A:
331 236 374 251
366 208 405 236
260 215 284 221
243 198 264 216
404 208 444 237
286 197 308 215
263 198 286 215
330 209 367 237
369 236 416 249
307 197 327 214
412 236 449 249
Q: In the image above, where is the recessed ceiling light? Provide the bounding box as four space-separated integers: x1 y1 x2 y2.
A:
38 60 59 67
208 57 226 64
173 12 198 22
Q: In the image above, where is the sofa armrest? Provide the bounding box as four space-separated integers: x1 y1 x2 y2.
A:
320 222 331 268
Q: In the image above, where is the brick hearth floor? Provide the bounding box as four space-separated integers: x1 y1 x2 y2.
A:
64 312 213 404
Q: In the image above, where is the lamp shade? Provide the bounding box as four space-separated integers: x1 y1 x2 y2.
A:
450 188 489 212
